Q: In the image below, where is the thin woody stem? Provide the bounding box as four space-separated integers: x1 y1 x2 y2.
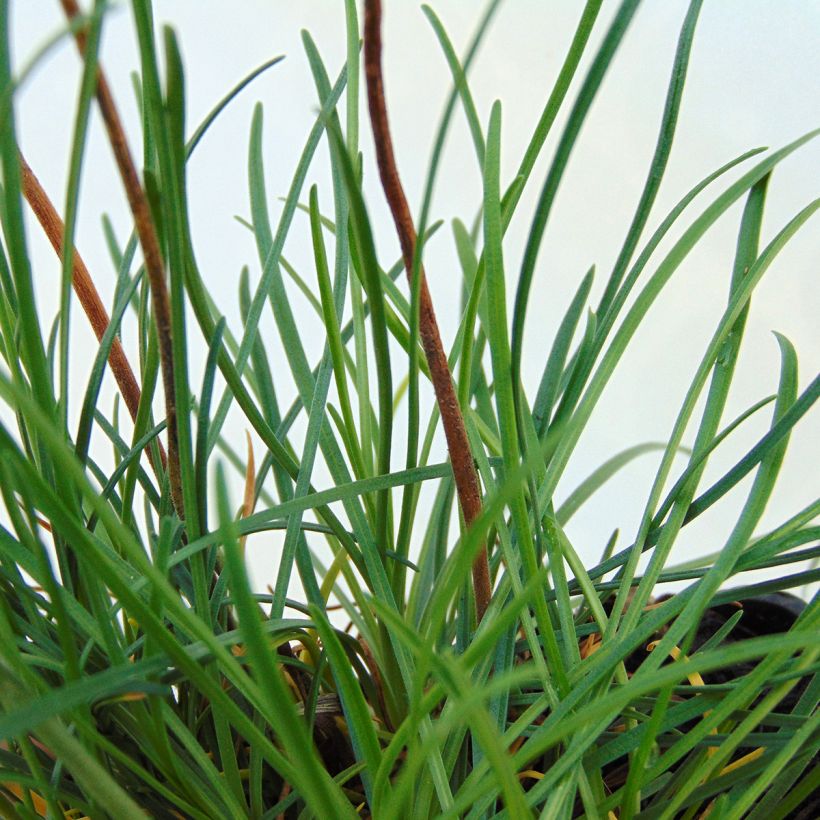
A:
19 153 167 478
363 0 491 621
59 0 183 520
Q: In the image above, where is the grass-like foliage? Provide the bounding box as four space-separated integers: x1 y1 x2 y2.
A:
0 1 818 817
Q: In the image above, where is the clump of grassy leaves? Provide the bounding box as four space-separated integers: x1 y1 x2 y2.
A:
0 1 817 818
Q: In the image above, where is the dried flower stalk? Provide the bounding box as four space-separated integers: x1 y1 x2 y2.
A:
363 0 491 620
60 0 183 519
19 154 167 478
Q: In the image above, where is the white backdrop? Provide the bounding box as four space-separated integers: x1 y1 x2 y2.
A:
9 2 819 602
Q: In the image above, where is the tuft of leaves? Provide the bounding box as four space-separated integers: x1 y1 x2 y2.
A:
0 1 816 817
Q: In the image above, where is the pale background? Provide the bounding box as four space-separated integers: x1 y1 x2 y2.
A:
8 2 819 603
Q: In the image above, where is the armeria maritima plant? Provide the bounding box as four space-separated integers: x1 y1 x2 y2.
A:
0 1 817 818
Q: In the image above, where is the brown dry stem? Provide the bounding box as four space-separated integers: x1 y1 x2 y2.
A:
19 154 167 479
60 0 183 519
363 0 491 621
